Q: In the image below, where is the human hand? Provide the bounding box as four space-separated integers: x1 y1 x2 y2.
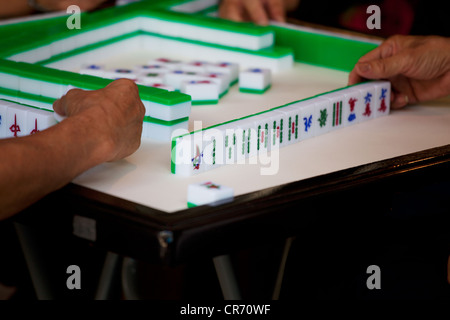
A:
35 0 108 11
219 0 300 26
53 79 145 162
348 35 450 109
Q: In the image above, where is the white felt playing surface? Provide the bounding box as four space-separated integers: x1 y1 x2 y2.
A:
54 48 450 213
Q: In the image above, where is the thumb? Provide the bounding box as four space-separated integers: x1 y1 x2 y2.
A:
355 53 410 80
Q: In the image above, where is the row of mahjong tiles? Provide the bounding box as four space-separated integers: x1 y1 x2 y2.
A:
171 81 391 176
0 80 388 142
80 58 271 104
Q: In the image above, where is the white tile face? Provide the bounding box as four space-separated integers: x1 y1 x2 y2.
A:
0 103 7 138
358 84 376 122
323 92 346 130
224 126 237 165
239 68 271 90
189 130 214 173
181 61 211 73
263 110 286 149
251 114 271 155
5 105 29 138
276 106 298 146
206 62 239 84
342 88 363 126
170 134 194 176
187 181 234 206
373 81 391 117
235 118 257 163
170 128 221 175
246 125 259 160
313 98 333 136
137 71 167 85
163 70 204 90
180 80 219 102
298 101 316 140
26 109 57 135
202 127 226 169
200 72 230 95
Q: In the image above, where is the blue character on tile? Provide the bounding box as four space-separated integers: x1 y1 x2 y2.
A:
363 92 373 117
303 115 312 132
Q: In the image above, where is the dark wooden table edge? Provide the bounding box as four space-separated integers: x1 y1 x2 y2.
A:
12 144 450 265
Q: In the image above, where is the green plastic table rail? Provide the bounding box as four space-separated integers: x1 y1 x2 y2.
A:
271 25 379 72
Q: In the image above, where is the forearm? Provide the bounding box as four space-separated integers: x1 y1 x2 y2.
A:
0 0 34 18
0 115 111 220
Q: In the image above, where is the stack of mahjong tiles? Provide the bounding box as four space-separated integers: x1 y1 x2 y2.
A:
0 58 191 142
80 58 239 105
139 84 191 142
171 81 391 176
0 99 57 139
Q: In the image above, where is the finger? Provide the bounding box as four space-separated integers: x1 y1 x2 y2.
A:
244 0 270 25
354 50 414 81
358 35 413 64
349 38 400 85
389 76 417 109
347 67 366 85
358 40 395 64
104 78 132 90
266 0 285 22
391 93 409 109
219 0 244 22
52 98 64 116
104 79 140 102
53 88 87 117
358 34 422 65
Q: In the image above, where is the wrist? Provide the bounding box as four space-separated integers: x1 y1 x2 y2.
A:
62 113 116 169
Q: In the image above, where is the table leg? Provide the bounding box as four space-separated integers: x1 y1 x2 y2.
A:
272 237 295 300
94 251 122 300
213 254 242 300
14 223 56 300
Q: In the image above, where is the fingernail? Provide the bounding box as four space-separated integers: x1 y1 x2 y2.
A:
358 62 371 73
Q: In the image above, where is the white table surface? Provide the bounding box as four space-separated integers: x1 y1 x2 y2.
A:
65 59 450 214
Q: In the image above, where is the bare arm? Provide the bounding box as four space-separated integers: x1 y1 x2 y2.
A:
219 0 300 25
0 0 34 18
0 79 145 220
